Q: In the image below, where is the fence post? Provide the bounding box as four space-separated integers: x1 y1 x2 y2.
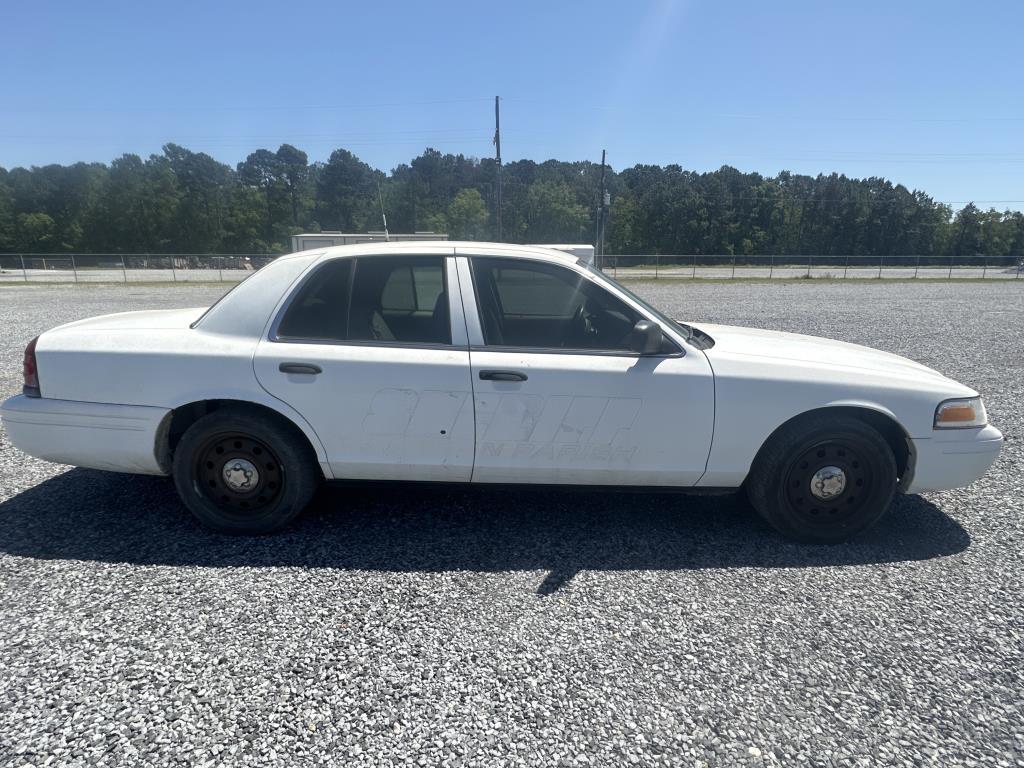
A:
948 256 953 280
806 254 812 278
769 254 774 280
20 254 28 282
218 256 224 282
654 254 659 280
71 254 79 283
691 253 696 279
170 255 177 283
982 256 988 279
120 253 128 283
731 254 736 279
878 255 883 279
914 254 920 279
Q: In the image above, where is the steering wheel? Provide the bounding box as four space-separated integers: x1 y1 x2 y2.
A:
569 302 595 346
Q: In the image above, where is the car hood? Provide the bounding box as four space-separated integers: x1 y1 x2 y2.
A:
689 322 950 381
48 307 207 333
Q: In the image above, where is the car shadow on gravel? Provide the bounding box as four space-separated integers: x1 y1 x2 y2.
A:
0 469 970 594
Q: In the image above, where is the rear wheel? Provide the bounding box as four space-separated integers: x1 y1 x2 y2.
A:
172 408 320 534
745 414 897 543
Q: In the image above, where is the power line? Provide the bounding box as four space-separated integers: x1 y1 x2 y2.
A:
2 97 495 115
0 128 491 141
497 98 1024 122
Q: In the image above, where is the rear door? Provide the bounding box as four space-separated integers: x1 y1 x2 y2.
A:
254 252 475 482
457 252 715 486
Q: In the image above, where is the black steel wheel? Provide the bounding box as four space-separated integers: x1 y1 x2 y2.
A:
746 414 898 543
194 433 284 519
172 407 321 534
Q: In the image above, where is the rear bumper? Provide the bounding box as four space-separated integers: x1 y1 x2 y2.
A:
904 424 1003 494
0 394 169 475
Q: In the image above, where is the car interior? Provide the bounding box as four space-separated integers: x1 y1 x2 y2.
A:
275 257 450 344
471 258 641 351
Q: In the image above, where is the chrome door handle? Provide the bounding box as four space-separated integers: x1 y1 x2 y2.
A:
279 362 322 375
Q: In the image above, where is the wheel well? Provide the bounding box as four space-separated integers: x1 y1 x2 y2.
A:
752 406 912 482
156 399 320 475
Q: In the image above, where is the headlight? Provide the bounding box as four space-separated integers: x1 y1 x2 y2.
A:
934 397 988 429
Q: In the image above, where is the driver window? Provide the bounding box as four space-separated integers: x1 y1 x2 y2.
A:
471 257 643 352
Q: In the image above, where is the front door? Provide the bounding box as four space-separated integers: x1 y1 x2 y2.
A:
459 254 715 486
254 253 475 482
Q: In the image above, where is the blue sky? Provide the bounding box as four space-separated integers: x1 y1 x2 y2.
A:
3 0 1022 209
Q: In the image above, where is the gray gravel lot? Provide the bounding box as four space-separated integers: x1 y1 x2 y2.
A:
1 281 1022 767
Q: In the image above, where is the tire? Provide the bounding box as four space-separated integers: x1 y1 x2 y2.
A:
172 407 321 534
745 414 898 543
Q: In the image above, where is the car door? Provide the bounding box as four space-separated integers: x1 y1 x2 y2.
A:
457 252 715 486
253 252 475 482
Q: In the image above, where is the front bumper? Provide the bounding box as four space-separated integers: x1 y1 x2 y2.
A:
904 424 1004 494
0 394 170 475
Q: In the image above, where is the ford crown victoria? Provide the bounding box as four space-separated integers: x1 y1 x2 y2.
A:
0 243 1003 542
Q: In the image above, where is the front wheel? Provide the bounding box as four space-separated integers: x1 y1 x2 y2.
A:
172 408 321 534
745 414 898 543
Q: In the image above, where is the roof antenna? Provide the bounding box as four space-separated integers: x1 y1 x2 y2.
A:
376 179 390 242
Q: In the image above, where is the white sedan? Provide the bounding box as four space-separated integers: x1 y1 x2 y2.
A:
0 243 1003 542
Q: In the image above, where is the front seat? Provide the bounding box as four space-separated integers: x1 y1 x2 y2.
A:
369 310 396 341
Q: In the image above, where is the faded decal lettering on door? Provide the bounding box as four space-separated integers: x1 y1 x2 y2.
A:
363 388 471 436
476 394 642 463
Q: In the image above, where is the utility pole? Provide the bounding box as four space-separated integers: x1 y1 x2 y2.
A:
494 96 503 241
596 150 609 268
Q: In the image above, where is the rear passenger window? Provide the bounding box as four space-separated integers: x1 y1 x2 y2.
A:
276 257 451 345
276 258 352 340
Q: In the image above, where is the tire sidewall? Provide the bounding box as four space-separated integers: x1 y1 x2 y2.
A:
750 416 898 543
172 410 317 534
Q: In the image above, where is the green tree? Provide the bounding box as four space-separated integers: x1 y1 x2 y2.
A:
163 144 232 251
276 144 309 227
315 149 380 232
0 168 14 251
951 203 984 256
238 149 286 244
85 153 179 252
14 212 56 252
446 188 488 239
2 144 1021 260
523 181 588 242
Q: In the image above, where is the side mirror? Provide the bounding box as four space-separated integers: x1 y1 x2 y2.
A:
630 320 663 355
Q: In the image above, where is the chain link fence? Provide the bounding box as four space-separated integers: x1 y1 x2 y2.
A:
599 254 1023 280
0 252 1021 283
0 254 278 283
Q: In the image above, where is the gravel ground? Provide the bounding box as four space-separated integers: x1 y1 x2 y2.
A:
0 281 1021 767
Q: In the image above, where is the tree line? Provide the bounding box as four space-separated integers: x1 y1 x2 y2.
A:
1 143 1021 257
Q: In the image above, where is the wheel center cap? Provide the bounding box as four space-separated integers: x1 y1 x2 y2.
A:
810 465 846 500
223 458 259 492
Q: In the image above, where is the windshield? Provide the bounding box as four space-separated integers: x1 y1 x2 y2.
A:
579 260 695 341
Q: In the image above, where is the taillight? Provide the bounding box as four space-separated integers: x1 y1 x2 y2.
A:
23 336 40 397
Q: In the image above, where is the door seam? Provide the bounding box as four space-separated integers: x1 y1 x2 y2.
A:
452 257 479 481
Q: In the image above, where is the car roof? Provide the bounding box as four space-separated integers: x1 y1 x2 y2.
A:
288 241 580 264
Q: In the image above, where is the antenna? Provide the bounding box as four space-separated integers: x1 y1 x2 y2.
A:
376 179 389 241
